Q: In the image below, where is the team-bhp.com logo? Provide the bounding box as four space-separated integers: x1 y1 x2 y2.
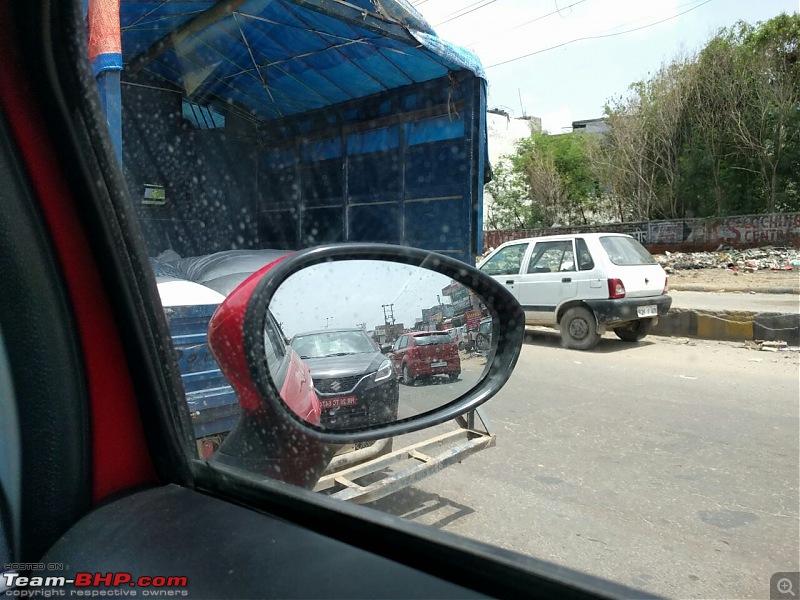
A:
2 570 188 597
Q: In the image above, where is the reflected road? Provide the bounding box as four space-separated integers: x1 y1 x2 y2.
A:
397 354 487 420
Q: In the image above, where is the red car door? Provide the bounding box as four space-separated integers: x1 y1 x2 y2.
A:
390 334 408 372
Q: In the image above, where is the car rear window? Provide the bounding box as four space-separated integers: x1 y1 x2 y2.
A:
599 236 657 266
413 334 453 346
292 331 377 358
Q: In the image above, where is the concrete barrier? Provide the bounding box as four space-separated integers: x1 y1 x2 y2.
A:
652 309 800 345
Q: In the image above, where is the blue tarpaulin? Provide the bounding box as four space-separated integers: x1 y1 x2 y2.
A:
119 0 485 123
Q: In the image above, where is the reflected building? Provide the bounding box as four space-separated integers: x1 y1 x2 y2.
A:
373 322 405 345
441 281 485 331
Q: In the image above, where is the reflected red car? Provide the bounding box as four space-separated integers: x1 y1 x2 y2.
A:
206 259 333 488
390 331 461 385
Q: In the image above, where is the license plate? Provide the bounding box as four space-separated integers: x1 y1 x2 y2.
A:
430 361 447 368
637 305 658 317
319 396 358 409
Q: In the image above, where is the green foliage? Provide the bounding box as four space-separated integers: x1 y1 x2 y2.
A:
488 133 600 228
486 13 800 228
484 159 543 229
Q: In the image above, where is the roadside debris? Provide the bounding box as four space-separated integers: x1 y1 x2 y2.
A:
668 337 697 346
654 247 800 273
740 339 796 352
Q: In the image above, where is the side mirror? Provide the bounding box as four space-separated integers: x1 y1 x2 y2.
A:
380 344 393 354
209 244 524 446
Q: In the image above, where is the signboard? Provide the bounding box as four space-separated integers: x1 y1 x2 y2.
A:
465 309 482 330
441 283 460 296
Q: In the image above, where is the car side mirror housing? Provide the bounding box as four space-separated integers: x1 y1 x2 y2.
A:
208 244 524 445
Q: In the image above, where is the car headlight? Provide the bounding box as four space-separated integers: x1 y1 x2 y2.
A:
374 359 394 382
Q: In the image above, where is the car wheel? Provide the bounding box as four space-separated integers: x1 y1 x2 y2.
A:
614 318 654 342
402 364 415 386
458 341 465 351
560 306 601 350
448 372 459 381
476 333 489 351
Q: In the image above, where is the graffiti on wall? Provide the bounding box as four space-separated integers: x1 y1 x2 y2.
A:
713 214 800 245
483 212 800 252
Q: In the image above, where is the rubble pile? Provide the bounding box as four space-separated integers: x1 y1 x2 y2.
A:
741 339 800 352
654 246 800 273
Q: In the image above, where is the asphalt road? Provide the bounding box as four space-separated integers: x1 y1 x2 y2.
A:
397 355 487 419
370 331 800 599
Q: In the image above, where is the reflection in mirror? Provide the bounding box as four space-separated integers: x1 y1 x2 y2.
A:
267 260 493 431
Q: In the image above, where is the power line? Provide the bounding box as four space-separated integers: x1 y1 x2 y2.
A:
435 0 492 20
485 0 715 69
433 0 502 27
464 0 589 47
512 0 588 31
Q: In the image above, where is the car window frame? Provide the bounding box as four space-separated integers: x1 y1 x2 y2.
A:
264 313 287 373
525 240 573 274
575 237 595 271
25 1 656 597
599 235 658 266
393 335 405 351
479 242 530 275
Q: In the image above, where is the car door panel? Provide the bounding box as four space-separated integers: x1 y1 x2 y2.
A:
389 335 406 372
41 485 482 599
480 242 531 303
1 2 660 599
515 240 578 325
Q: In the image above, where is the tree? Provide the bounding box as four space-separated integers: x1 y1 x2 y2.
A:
600 55 695 221
722 15 800 212
483 158 540 229
483 13 800 230
512 132 605 226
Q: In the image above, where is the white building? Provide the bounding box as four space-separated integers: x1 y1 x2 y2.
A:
484 109 540 231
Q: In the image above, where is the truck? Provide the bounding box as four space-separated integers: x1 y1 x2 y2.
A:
93 0 494 503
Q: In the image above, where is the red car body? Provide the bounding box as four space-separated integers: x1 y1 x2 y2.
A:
207 258 321 425
391 331 461 381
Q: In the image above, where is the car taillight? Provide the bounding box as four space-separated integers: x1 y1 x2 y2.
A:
608 278 626 299
663 276 669 294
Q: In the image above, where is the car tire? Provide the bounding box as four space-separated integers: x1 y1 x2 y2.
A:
402 364 415 386
458 341 465 351
561 306 601 350
614 318 654 342
448 372 459 381
476 333 489 351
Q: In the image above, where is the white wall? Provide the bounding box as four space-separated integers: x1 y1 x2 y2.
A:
484 113 540 232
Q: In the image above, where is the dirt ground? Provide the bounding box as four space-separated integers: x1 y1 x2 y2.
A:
668 267 799 293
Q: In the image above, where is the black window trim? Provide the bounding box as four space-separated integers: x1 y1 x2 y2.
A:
33 1 651 598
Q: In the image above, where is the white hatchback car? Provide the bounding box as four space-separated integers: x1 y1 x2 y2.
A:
478 233 672 349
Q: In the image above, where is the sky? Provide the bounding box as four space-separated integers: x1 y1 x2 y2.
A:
269 260 458 337
411 0 798 133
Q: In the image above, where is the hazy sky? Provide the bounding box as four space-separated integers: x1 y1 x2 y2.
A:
269 260 457 337
413 0 798 132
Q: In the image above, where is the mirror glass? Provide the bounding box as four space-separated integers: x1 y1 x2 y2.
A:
266 260 493 430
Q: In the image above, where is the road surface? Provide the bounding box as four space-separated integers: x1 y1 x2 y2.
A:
374 332 800 599
671 290 799 313
397 354 487 419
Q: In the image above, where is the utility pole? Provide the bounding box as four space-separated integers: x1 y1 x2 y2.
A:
381 303 395 326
